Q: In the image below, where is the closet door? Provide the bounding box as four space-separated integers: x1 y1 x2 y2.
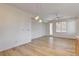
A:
16 13 31 44
25 14 31 42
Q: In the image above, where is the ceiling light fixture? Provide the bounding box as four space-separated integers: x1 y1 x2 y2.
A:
33 16 43 23
34 16 39 20
39 19 42 23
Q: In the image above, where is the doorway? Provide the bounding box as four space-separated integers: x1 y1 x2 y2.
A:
49 23 53 35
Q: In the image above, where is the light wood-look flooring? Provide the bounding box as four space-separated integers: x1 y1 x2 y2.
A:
0 36 76 56
75 37 79 56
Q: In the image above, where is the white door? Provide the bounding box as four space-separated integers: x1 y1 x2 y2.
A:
16 13 31 44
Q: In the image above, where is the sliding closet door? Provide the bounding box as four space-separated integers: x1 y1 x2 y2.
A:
16 13 26 44
16 13 31 45
25 14 31 42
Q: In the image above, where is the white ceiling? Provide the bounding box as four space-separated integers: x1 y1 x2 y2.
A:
8 3 79 22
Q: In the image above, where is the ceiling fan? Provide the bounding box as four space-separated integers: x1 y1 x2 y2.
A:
53 13 63 20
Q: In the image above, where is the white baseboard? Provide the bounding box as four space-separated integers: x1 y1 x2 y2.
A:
32 35 46 40
0 40 31 52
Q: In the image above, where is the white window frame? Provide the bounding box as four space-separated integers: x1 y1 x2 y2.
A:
56 21 67 32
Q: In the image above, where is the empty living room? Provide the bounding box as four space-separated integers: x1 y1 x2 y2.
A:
0 3 79 57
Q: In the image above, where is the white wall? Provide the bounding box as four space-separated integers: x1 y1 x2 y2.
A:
0 4 33 51
76 19 79 36
31 19 46 39
1 3 78 51
45 23 50 35
46 19 77 39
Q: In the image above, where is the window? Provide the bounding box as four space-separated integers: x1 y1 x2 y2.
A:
56 22 61 32
56 22 67 32
61 22 67 32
